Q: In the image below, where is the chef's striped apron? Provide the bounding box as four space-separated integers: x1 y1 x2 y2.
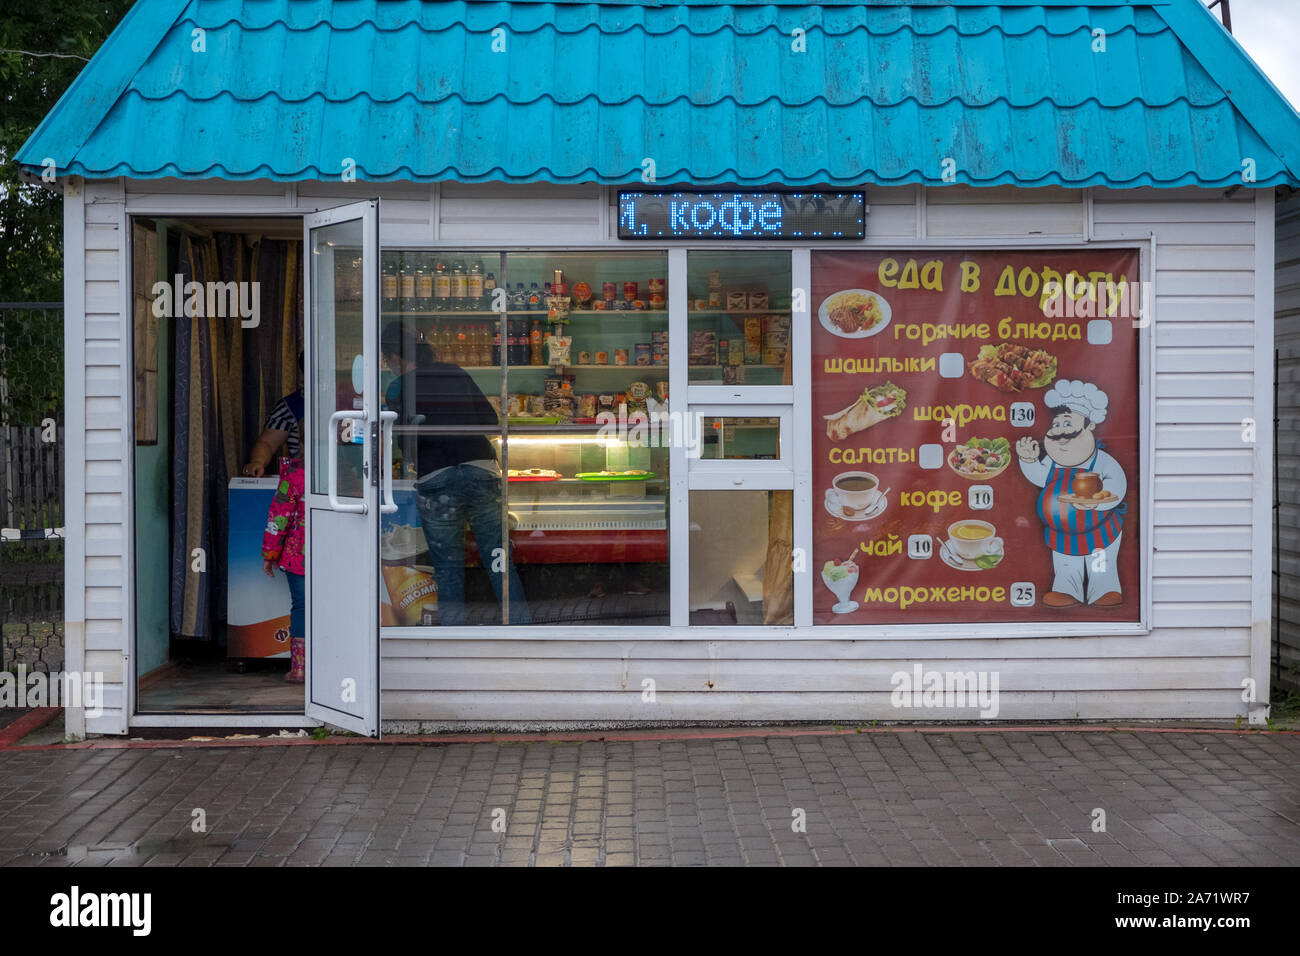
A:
1036 449 1124 556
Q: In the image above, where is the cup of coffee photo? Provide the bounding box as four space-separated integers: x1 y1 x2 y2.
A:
830 471 881 513
1070 471 1102 498
946 519 1001 561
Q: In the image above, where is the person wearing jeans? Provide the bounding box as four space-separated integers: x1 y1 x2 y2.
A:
382 321 530 626
415 464 530 625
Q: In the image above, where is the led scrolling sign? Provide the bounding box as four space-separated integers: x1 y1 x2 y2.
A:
618 190 866 240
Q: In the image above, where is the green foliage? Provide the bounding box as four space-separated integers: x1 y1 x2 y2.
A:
0 2 133 301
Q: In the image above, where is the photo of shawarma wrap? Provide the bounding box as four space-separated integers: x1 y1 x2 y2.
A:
824 381 907 441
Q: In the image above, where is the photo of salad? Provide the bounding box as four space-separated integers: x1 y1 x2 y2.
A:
817 289 892 339
947 436 1012 479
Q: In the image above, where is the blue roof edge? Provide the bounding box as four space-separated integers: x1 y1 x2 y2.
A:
1155 0 1300 184
15 0 190 172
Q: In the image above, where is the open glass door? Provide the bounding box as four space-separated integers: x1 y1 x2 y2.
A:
304 200 382 736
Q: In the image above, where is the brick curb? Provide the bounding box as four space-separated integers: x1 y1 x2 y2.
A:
0 708 61 747
2 721 1296 752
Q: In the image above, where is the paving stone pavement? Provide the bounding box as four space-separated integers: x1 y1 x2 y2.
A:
0 730 1297 866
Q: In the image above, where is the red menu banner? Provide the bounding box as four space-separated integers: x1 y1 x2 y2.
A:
811 249 1141 626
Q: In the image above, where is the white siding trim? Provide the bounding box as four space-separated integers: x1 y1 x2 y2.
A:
62 179 88 739
1250 190 1276 723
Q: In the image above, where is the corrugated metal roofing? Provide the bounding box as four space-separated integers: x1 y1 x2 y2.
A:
16 0 1300 187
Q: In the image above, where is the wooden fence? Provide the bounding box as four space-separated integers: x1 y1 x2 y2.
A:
1 425 64 532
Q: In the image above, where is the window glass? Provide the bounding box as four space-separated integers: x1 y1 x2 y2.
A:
687 251 792 386
377 250 670 627
698 416 781 460
688 490 793 625
308 220 365 498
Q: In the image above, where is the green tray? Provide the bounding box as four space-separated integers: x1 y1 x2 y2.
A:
507 416 564 425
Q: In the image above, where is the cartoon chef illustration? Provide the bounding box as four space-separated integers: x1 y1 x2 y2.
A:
1015 379 1127 607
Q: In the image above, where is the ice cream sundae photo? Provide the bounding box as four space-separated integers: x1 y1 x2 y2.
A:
821 558 860 614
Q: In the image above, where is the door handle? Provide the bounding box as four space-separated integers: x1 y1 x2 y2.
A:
328 410 368 514
379 410 398 514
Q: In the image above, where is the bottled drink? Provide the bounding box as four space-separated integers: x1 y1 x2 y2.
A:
477 324 492 366
491 322 502 366
529 319 544 365
450 260 468 310
510 283 526 311
382 257 398 311
416 261 433 312
454 324 468 365
399 254 416 313
485 272 497 312
468 260 485 310
508 317 525 365
434 260 450 311
527 282 541 311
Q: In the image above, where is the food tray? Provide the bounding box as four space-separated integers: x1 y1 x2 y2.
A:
1057 492 1117 507
507 474 560 482
574 472 657 482
507 416 565 425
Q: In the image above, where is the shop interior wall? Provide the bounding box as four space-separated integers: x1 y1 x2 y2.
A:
133 221 171 678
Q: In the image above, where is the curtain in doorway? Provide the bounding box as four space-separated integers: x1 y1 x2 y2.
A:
170 234 302 640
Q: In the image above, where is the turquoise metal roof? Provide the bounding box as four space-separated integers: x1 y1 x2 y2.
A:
16 0 1300 187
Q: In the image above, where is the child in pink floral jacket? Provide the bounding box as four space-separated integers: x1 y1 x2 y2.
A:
262 457 306 681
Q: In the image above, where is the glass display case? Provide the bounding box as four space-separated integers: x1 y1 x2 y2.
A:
376 249 671 628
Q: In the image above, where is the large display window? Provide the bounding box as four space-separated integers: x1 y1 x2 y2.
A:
377 250 671 627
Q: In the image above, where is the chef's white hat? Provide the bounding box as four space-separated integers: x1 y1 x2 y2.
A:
1044 379 1108 424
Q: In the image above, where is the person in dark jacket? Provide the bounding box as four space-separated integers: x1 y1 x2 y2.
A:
381 323 529 625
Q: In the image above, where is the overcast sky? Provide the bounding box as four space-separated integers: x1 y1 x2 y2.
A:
1213 0 1300 112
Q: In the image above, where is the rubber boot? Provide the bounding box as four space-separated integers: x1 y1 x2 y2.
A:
286 637 305 682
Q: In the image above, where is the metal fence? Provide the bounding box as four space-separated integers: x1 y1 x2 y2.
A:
1 303 65 671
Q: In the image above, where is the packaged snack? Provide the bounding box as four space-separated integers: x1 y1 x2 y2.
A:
577 393 597 419
578 351 592 365
762 314 790 365
614 348 629 366
744 316 762 364
635 343 651 366
727 291 748 311
689 329 717 366
626 381 651 414
595 351 609 365
547 334 572 366
749 291 769 310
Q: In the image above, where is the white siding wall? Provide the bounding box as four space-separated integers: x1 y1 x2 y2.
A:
68 179 1269 731
1275 193 1300 691
70 180 130 734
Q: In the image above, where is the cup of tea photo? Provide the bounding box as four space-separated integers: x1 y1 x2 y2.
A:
830 471 881 512
946 519 1001 561
1070 471 1102 498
